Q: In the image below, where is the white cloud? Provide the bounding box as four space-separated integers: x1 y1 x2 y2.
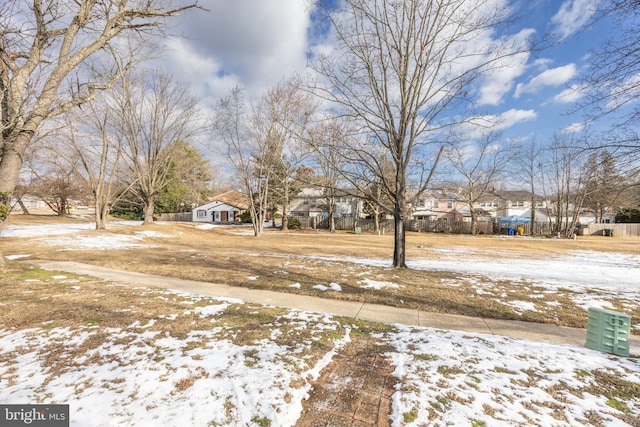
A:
551 0 600 41
460 109 537 138
477 29 535 106
497 108 538 129
562 122 586 133
514 64 577 98
162 0 311 99
553 83 588 104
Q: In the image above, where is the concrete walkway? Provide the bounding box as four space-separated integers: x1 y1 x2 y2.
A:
32 260 640 356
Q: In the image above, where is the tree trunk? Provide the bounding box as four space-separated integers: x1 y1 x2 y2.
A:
392 208 407 268
17 196 30 215
470 207 478 235
328 200 336 232
282 198 289 231
0 133 30 220
95 197 108 230
530 191 536 236
143 200 155 225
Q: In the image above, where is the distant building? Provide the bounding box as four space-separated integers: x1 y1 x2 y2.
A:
191 191 249 223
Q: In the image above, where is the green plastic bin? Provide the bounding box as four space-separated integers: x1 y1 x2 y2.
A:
585 307 631 356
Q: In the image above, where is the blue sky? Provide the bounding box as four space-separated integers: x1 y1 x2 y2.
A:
162 0 614 146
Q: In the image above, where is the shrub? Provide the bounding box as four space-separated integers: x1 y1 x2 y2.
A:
289 217 301 230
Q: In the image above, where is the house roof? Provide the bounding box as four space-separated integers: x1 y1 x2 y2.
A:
490 190 544 201
208 191 250 210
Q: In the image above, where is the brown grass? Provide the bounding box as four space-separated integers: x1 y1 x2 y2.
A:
2 214 639 329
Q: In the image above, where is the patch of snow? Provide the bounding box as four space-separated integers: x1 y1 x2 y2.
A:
329 283 342 292
359 278 402 290
5 254 31 260
506 300 538 313
194 304 230 317
195 224 215 230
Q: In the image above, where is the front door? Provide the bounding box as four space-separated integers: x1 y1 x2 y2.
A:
221 211 228 223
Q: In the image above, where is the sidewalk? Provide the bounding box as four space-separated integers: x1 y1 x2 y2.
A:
31 260 640 356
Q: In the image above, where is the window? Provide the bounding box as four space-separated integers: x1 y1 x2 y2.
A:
447 201 453 209
433 201 439 209
197 210 207 218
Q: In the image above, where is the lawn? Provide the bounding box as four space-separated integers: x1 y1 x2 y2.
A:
1 215 639 426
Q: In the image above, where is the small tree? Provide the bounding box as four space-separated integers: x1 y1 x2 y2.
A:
443 132 513 235
116 71 206 225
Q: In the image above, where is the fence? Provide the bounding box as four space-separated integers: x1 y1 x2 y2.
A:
291 216 561 236
585 223 640 237
160 212 192 222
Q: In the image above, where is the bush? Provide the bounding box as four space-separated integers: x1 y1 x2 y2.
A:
240 210 252 223
615 208 640 223
289 217 301 230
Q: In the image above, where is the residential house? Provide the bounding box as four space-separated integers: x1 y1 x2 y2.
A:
475 190 547 220
411 189 465 221
191 191 249 223
290 187 363 218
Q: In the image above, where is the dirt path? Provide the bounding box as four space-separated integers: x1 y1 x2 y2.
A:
296 334 398 426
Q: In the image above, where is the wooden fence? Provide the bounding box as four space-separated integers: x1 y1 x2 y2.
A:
585 223 640 237
161 211 639 237
160 212 192 222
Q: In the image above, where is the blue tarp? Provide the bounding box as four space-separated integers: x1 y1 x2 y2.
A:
498 216 532 223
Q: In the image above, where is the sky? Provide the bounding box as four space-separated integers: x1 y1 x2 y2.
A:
2 220 640 426
157 0 617 148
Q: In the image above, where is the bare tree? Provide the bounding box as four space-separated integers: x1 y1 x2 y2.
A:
541 134 590 237
26 141 85 216
443 132 512 235
582 150 627 222
514 136 543 235
65 101 126 230
261 77 316 231
303 114 353 232
577 1 640 169
116 70 206 225
215 86 273 237
0 0 202 224
310 0 532 267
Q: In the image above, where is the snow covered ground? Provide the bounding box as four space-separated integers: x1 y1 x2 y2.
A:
1 221 640 426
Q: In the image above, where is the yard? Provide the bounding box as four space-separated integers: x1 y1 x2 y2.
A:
1 214 639 426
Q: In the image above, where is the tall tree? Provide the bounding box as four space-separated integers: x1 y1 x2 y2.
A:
63 100 126 230
540 134 589 237
215 86 273 237
260 77 315 231
155 141 212 213
575 0 640 173
582 150 626 222
116 70 206 225
514 136 543 235
310 0 533 267
305 114 351 232
0 0 202 224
